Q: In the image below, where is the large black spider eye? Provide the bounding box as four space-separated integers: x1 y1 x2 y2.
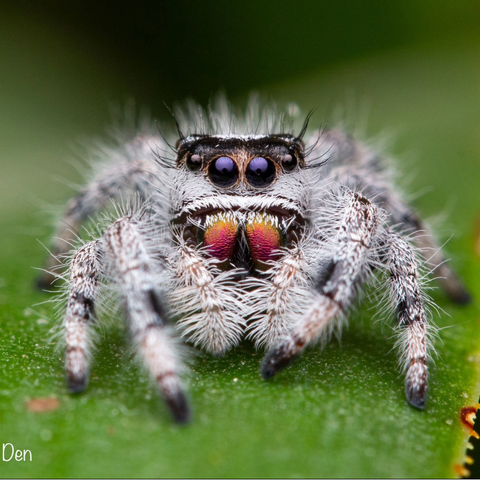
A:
208 156 238 187
246 157 276 187
281 153 297 172
186 153 202 171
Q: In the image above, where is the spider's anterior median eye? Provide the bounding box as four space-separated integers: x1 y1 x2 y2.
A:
246 157 276 187
208 156 238 187
281 153 297 172
186 154 202 171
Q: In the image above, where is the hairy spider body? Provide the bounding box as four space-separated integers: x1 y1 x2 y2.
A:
39 97 469 423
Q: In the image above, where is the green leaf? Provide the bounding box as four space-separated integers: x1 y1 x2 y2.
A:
1 40 480 478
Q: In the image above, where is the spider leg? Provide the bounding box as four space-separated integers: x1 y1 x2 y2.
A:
172 243 246 355
246 247 307 349
104 217 190 423
38 152 161 289
261 190 378 378
318 129 470 304
64 240 102 393
397 213 470 304
383 230 430 409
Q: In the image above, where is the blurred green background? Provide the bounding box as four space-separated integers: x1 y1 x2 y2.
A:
1 1 480 478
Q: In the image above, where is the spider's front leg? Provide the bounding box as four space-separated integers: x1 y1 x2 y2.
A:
104 217 190 423
261 190 379 378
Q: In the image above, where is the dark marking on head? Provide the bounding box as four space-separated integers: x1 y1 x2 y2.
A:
176 135 305 170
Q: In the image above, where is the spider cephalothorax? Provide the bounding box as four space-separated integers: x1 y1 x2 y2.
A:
173 134 308 274
39 97 470 423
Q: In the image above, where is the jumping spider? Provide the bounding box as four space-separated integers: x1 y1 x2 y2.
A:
38 97 470 423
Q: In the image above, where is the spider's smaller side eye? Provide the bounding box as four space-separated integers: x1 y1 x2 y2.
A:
246 157 276 187
186 154 202 171
208 156 239 187
281 153 297 172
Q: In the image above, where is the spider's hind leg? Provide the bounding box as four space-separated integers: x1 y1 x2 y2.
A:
381 229 432 409
323 128 470 305
37 136 163 290
399 212 470 305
